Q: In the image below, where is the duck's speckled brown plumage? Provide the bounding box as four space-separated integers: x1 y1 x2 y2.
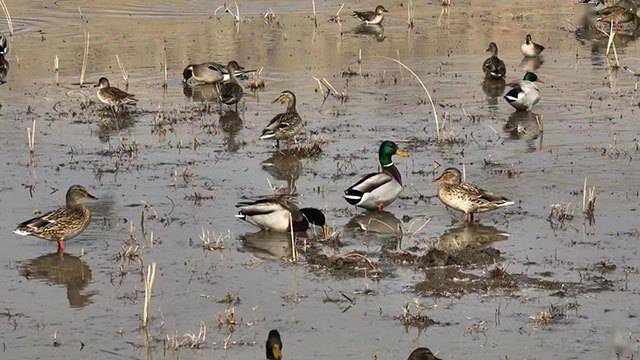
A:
96 77 137 107
260 91 303 145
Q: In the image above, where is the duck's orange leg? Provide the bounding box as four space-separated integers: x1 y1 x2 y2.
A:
375 203 383 213
57 240 65 254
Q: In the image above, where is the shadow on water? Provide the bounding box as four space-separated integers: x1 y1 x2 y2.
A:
436 223 510 252
262 151 301 192
219 110 243 152
481 78 505 105
183 83 220 103
239 231 292 261
18 252 95 308
351 24 386 42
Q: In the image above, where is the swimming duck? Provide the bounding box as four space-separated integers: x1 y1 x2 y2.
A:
482 42 506 79
344 141 408 212
236 196 329 237
408 347 441 360
183 61 251 84
219 61 243 110
0 33 8 56
266 330 282 360
259 90 303 148
95 77 137 113
504 72 543 111
433 168 513 223
14 185 97 251
352 5 389 25
520 34 545 57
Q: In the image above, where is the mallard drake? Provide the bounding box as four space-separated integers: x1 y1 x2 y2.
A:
344 141 408 212
259 90 303 148
504 72 543 111
219 61 243 110
235 196 329 237
408 348 441 360
433 168 513 223
520 34 545 57
482 42 506 79
266 330 282 360
183 61 252 84
95 77 137 113
14 185 97 251
0 33 8 56
352 5 389 25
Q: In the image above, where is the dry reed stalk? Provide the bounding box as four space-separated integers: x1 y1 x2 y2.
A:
377 56 440 140
312 0 318 27
582 177 596 217
161 46 168 88
535 114 544 132
0 0 13 35
142 262 157 327
407 0 414 28
335 3 344 21
116 55 129 84
54 55 59 85
289 213 297 262
26 120 36 154
80 32 90 86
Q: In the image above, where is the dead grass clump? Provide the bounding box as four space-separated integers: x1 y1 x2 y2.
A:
529 303 575 328
199 228 229 251
582 177 596 220
548 203 574 228
395 299 439 329
166 321 207 350
217 293 240 305
216 307 236 332
115 223 143 274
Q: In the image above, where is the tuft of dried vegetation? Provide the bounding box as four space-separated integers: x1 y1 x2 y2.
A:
548 203 574 228
582 177 596 221
199 228 229 251
395 299 440 329
216 307 237 332
166 321 207 350
529 302 579 328
313 76 348 103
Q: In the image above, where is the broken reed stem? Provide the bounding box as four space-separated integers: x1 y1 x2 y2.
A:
535 114 544 132
582 177 588 212
0 0 14 36
376 56 440 140
161 46 168 88
289 213 297 262
80 32 90 86
142 262 157 327
312 0 318 27
26 120 36 154
116 55 129 84
407 0 414 28
54 55 59 85
336 3 344 19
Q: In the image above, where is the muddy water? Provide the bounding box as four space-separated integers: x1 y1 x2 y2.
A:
0 0 639 359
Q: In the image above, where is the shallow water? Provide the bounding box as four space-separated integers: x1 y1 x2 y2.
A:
1 0 640 359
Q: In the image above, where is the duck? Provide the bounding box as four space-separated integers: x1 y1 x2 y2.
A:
182 61 251 84
408 347 441 360
594 2 638 24
482 42 506 79
235 196 329 237
14 185 97 252
219 61 243 110
95 77 137 113
520 34 545 57
352 5 389 25
344 140 408 212
259 90 303 148
266 330 282 360
0 33 8 56
433 167 514 223
504 72 543 111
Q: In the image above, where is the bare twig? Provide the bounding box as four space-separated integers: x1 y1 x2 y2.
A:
289 213 297 262
0 0 14 35
142 262 157 327
116 55 129 84
312 0 318 27
80 32 90 86
27 119 36 155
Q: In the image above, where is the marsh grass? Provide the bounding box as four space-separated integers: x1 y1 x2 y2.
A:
0 0 13 35
166 321 207 350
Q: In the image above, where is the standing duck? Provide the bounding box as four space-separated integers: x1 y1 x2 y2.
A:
95 77 137 114
260 90 303 148
433 168 513 223
594 2 637 24
236 196 329 237
408 347 441 360
520 34 545 57
344 141 408 212
183 61 247 84
219 61 243 110
14 185 97 252
504 72 543 111
352 5 389 25
266 330 282 360
482 42 506 79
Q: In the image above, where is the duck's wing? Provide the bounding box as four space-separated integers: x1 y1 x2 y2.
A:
504 84 523 102
459 183 513 208
235 198 290 217
260 112 301 139
533 42 545 54
14 207 86 240
483 57 506 78
104 87 138 103
352 10 374 21
344 172 394 205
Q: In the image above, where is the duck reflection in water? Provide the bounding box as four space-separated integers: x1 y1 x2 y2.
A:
261 151 301 193
219 110 243 152
18 252 94 308
352 23 386 42
481 78 505 105
239 231 293 261
345 210 403 236
183 83 220 105
504 111 543 151
436 223 509 252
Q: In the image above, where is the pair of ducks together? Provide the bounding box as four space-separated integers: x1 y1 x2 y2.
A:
14 142 513 251
236 141 513 238
483 34 545 111
266 329 441 359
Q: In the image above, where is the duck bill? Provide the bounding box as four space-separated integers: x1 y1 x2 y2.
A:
432 175 443 183
382 8 389 12
395 149 409 157
272 344 282 360
536 79 545 84
322 224 330 238
272 95 284 104
84 191 98 200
